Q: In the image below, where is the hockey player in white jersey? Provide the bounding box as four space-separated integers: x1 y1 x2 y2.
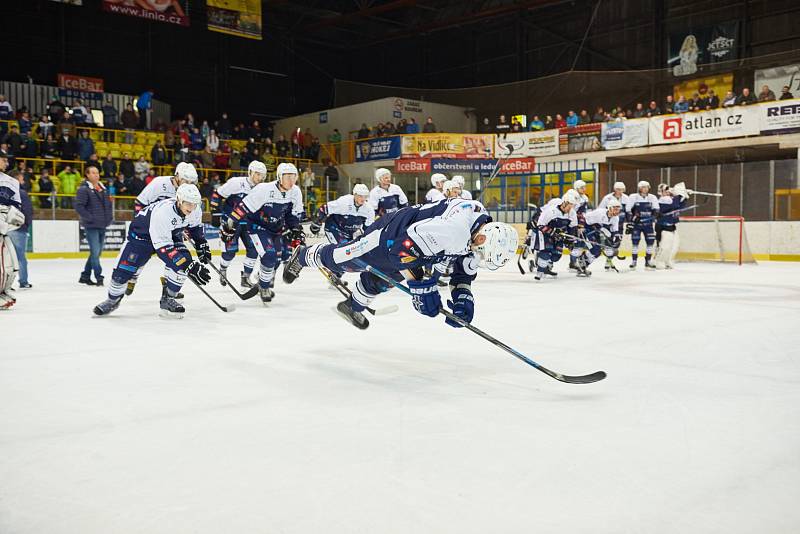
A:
625 180 660 269
282 197 517 330
654 182 690 269
452 175 472 199
369 168 408 217
221 162 304 305
599 181 629 270
209 160 267 287
533 190 579 280
442 179 462 200
568 180 591 270
572 198 622 277
425 173 447 203
0 151 25 309
310 183 375 245
93 184 211 318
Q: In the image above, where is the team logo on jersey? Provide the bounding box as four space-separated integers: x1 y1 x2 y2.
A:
171 218 178 225
398 253 417 264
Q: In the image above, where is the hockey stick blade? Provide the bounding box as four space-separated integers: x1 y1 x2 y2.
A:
190 278 235 312
207 262 259 300
371 304 399 315
317 267 392 317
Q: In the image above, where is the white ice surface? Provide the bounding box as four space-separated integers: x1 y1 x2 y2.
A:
2 258 800 534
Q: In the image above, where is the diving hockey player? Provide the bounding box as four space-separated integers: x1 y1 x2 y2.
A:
452 175 472 199
281 199 518 330
625 180 660 270
209 160 267 287
572 198 622 276
599 181 629 270
533 190 579 280
0 151 24 309
425 173 447 203
369 168 408 217
221 162 304 305
310 183 375 245
654 182 690 269
93 184 211 318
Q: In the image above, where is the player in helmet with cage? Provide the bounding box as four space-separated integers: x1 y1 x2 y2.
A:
572 198 622 276
425 173 447 203
369 167 408 217
532 190 580 280
654 182 691 269
282 197 518 330
568 179 591 271
310 183 375 245
222 162 304 305
599 181 629 270
93 183 211 318
625 180 660 269
209 160 268 288
452 175 472 199
0 150 25 309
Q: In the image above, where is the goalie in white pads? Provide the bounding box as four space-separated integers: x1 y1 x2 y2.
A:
0 152 24 309
654 182 690 269
425 173 447 203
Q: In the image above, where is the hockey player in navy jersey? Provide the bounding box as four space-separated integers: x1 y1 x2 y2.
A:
93 184 211 318
533 190 579 280
425 173 447 203
625 180 660 270
282 198 518 330
369 168 408 217
599 181 629 270
654 182 690 269
209 160 267 287
0 151 25 309
572 198 622 277
222 162 304 305
310 183 375 245
568 180 591 271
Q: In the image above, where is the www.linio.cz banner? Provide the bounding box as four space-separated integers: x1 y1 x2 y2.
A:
101 0 190 27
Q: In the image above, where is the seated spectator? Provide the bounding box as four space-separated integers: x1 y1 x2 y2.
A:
200 146 214 168
579 109 591 124
406 118 420 134
303 127 314 156
689 92 702 111
176 139 190 163
544 115 554 129
495 114 510 134
395 119 408 134
722 91 737 107
707 90 720 109
128 173 145 197
206 129 220 152
189 127 204 150
229 149 241 170
38 168 54 208
758 85 776 102
214 143 230 168
779 85 794 100
77 130 95 161
199 175 214 200
423 116 437 133
134 155 150 181
151 140 168 166
42 134 59 159
632 103 646 118
18 111 32 136
4 125 23 156
263 137 274 155
38 115 55 139
646 101 661 116
276 135 290 156
102 153 117 179
120 103 138 144
529 115 544 131
302 166 315 192
510 116 523 132
554 114 567 128
216 112 232 138
673 95 689 113
249 120 263 141
239 146 252 167
310 137 321 161
323 162 339 184
736 87 757 106
664 95 674 114
592 106 606 123
565 110 579 127
119 153 135 180
615 111 627 121
71 100 89 124
22 132 38 158
384 122 396 135
110 173 128 199
201 120 210 140
479 117 491 133
87 153 101 169
58 130 78 160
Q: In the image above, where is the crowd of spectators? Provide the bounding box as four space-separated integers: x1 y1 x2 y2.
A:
355 116 438 139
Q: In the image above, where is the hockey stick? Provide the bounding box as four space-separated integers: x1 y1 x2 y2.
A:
206 261 260 300
317 267 398 316
188 277 236 313
353 259 606 384
477 144 516 202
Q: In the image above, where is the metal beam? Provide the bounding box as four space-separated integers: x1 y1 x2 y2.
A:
306 0 419 30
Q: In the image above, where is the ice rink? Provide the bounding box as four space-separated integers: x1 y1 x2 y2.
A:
2 257 799 534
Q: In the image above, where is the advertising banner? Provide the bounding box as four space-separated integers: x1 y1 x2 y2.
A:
394 158 430 173
401 134 493 159
648 107 759 145
601 119 649 150
207 0 262 40
427 158 536 175
80 222 126 251
559 124 602 153
355 136 401 162
755 63 800 97
759 99 800 134
101 0 190 27
495 130 559 158
668 22 739 77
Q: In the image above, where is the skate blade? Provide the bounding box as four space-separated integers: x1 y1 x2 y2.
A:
159 309 185 319
332 305 369 330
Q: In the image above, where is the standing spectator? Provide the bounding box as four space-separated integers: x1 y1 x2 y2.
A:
779 85 794 100
239 146 252 168
422 116 437 133
736 87 757 106
200 146 214 168
384 122 396 135
41 134 59 159
102 153 118 180
136 90 153 129
110 173 128 201
185 113 196 130
206 129 219 152
302 166 315 193
201 120 210 140
38 168 54 209
510 117 523 132
4 125 23 157
406 118 420 134
356 123 370 139
71 100 89 124
229 149 241 171
101 98 119 132
128 171 145 198
758 85 776 102
7 169 32 289
249 120 263 141
664 95 675 114
722 91 737 107
565 110 579 127
632 103 646 118
199 175 214 200
0 94 13 135
189 128 204 150
134 155 150 181
75 164 113 286
18 111 32 136
328 128 342 162
544 115 554 129
303 128 313 158
396 119 408 134
310 137 321 162
323 162 339 185
77 129 95 161
46 97 66 123
216 112 232 138
529 115 544 131
554 114 567 128
214 142 230 168
262 137 274 155
579 109 591 124
120 103 138 143
592 106 606 123
673 95 689 113
151 140 168 166
707 90 720 109
119 152 135 180
57 164 80 208
646 101 661 116
479 117 491 133
38 115 55 139
495 114 510 134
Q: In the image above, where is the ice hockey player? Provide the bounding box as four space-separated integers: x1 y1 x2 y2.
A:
625 180 660 270
442 179 462 200
572 198 622 276
93 184 211 318
209 160 267 287
568 180 591 270
221 162 304 305
654 182 690 269
425 173 447 203
0 151 25 310
126 162 200 297
369 168 408 217
452 175 472 199
599 181 629 270
310 183 375 245
533 190 579 280
281 198 518 330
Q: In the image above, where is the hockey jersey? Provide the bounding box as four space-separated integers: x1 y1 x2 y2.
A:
135 176 177 209
0 171 21 209
584 206 620 233
425 188 445 203
322 194 375 238
210 175 253 219
128 198 204 248
657 196 687 227
625 193 660 222
238 180 303 234
369 184 408 216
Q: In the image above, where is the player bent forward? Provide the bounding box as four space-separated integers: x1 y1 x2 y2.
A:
93 184 212 318
282 198 518 330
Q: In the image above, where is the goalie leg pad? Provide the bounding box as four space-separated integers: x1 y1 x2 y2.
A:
1 234 20 295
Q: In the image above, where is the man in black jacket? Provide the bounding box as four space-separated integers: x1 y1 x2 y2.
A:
74 164 113 286
119 152 135 180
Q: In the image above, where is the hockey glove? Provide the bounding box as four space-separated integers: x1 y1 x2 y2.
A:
309 222 321 236
408 278 441 318
196 241 211 264
288 227 306 243
187 261 211 286
220 219 237 241
211 213 221 228
624 223 633 235
445 286 474 328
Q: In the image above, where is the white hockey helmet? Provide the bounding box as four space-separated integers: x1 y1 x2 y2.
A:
452 175 466 187
176 183 202 206
613 181 626 192
638 180 650 190
174 162 198 184
442 180 460 195
472 222 519 271
574 179 587 191
606 198 622 211
353 183 370 197
374 167 391 183
277 162 299 181
248 160 267 179
657 183 670 195
562 189 581 205
431 173 447 187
